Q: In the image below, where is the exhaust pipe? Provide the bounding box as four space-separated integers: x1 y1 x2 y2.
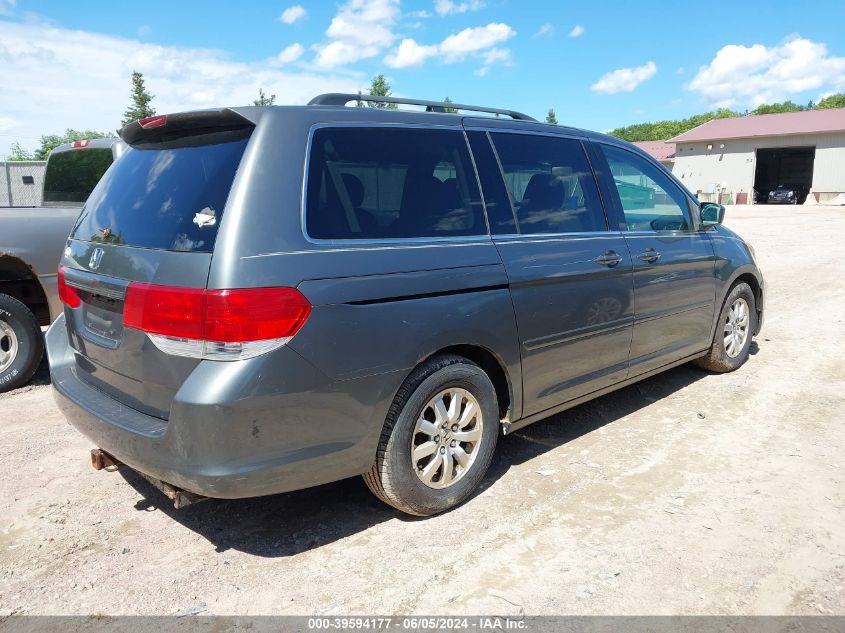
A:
89 448 206 509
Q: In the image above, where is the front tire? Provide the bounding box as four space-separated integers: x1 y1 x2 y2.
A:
363 354 499 516
0 293 44 393
694 282 757 373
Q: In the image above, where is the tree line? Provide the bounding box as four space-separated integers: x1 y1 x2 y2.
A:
607 94 845 142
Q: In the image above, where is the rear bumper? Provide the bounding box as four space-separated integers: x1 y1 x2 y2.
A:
47 314 400 499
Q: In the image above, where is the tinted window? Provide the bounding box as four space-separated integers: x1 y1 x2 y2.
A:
306 127 485 240
43 148 113 205
490 133 606 234
600 144 691 231
71 135 249 252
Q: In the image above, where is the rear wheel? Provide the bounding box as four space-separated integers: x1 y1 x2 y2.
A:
0 293 44 393
363 354 499 516
694 282 756 373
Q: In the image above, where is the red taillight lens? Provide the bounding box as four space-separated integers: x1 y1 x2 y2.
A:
71 139 91 149
204 288 312 342
124 283 205 339
57 266 81 308
123 283 311 343
138 115 167 129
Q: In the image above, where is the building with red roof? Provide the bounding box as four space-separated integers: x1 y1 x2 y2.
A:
668 108 845 204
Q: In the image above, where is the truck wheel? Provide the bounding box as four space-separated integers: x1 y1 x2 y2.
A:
364 354 499 516
694 282 757 373
0 293 44 393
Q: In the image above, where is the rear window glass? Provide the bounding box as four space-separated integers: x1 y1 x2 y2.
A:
43 148 113 205
71 137 248 252
306 127 485 240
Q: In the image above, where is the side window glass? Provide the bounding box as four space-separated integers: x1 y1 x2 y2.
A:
600 144 692 231
489 133 606 235
306 127 485 240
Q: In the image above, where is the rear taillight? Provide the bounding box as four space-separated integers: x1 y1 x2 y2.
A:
70 139 91 149
123 283 311 361
57 266 81 308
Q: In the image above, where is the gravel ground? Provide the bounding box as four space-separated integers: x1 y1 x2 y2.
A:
1 205 844 616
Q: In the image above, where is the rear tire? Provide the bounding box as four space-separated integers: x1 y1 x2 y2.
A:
694 282 756 373
0 293 44 393
363 354 499 516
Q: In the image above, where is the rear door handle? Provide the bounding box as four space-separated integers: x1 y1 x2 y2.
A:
594 251 623 267
638 248 661 263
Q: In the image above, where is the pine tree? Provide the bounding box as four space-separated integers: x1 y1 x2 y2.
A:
443 96 458 113
253 89 276 106
545 108 558 124
121 71 156 127
367 74 397 109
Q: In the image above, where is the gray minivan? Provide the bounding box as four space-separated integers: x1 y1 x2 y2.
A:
47 95 764 516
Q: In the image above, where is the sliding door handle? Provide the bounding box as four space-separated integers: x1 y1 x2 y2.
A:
594 251 623 267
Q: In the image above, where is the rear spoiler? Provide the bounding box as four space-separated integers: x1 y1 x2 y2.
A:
119 109 254 147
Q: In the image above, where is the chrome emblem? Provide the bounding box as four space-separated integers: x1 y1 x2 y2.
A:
89 247 105 270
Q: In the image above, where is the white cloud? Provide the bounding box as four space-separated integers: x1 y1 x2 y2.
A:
481 47 510 65
0 116 18 133
314 0 399 68
687 37 845 108
276 42 304 64
407 9 432 18
385 22 514 72
137 24 152 37
0 21 361 151
434 0 484 16
385 38 438 68
0 0 15 16
568 24 584 38
591 61 657 94
439 23 514 62
279 5 306 24
532 23 554 39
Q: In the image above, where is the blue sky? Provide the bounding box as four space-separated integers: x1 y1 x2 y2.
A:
2 0 845 154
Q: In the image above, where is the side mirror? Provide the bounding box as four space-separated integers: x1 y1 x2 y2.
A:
700 202 725 227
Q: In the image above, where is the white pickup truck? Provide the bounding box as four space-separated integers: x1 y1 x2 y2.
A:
1 138 124 392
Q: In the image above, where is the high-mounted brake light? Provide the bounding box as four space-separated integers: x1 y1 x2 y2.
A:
138 115 167 129
70 140 91 149
123 283 311 361
57 266 81 308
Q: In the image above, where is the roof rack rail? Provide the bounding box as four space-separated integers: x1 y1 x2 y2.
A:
308 93 537 122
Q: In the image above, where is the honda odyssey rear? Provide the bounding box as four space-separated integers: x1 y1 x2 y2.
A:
48 94 763 516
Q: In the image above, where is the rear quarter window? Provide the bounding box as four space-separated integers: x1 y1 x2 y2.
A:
71 136 249 252
305 126 486 240
43 148 114 205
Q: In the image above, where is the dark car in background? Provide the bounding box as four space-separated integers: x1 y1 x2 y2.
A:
768 183 807 204
47 95 764 517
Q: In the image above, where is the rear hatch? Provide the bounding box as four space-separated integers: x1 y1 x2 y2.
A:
59 110 254 419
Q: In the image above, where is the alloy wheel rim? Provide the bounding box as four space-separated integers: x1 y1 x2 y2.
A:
411 388 483 489
0 320 18 374
723 297 750 358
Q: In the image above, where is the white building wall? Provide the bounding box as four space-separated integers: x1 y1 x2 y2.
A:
0 161 47 207
671 132 845 202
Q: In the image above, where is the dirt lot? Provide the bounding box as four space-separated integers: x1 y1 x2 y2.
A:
1 205 844 616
